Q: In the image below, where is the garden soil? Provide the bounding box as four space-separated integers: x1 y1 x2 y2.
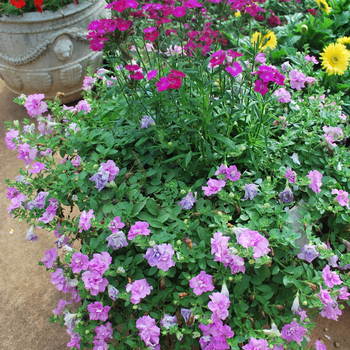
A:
1 79 350 350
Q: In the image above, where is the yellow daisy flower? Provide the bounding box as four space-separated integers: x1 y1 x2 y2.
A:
337 36 350 51
235 11 241 18
251 31 277 52
320 42 350 75
314 0 332 14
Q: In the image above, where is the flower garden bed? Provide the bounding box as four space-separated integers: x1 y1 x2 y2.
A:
4 0 350 349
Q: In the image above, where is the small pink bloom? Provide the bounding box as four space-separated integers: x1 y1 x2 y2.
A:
226 62 242 77
147 70 158 80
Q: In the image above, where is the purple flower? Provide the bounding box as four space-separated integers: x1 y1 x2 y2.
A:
51 268 72 293
24 94 48 117
338 286 350 300
221 252 246 274
318 288 333 305
69 252 89 273
306 170 322 193
243 183 259 200
89 169 109 192
46 198 59 214
297 244 319 263
315 340 326 350
211 231 230 261
93 340 108 350
108 285 120 300
25 225 38 242
5 129 19 150
281 61 291 72
82 76 96 91
41 248 58 268
160 314 177 329
26 201 36 211
281 321 307 343
108 216 125 233
7 194 26 214
126 279 153 304
89 252 112 275
305 54 319 64
136 315 160 347
208 292 230 322
285 168 296 184
38 211 55 224
140 115 156 129
81 270 108 296
94 322 113 342
202 178 226 196
332 189 349 208
7 186 19 199
237 228 270 260
320 301 342 321
100 160 120 181
255 53 266 64
67 329 81 349
322 265 342 288
279 187 294 203
178 192 197 210
189 271 215 295
71 155 81 169
215 164 241 181
323 126 343 139
289 69 306 90
328 254 339 267
242 338 268 350
143 243 175 271
78 209 95 233
128 221 150 240
106 231 128 250
181 308 193 325
75 100 91 114
17 143 37 165
274 88 291 103
35 191 48 209
87 301 111 321
53 299 71 316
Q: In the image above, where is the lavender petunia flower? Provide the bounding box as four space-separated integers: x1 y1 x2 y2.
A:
126 279 153 304
328 255 339 267
279 187 294 203
178 192 197 209
5 129 19 150
289 69 306 90
315 340 326 350
331 189 349 208
208 292 230 322
322 265 342 288
94 322 113 342
87 301 111 321
291 293 301 315
108 216 125 233
318 288 333 305
17 143 37 165
89 169 109 192
108 285 120 300
29 161 46 174
69 252 89 273
143 243 175 271
237 228 270 260
160 314 177 329
25 225 38 242
136 315 160 347
281 321 307 343
41 248 58 268
100 160 119 181
38 211 55 224
306 170 322 193
189 271 215 295
78 209 95 233
181 308 192 325
24 94 48 117
211 231 230 262
320 301 342 321
128 221 150 240
35 191 49 209
338 286 350 300
106 230 128 250
89 252 112 275
243 183 259 200
81 270 108 296
75 100 91 114
140 115 156 129
7 187 19 199
26 201 37 211
202 178 226 196
285 168 296 184
242 338 268 350
297 244 319 263
82 76 96 91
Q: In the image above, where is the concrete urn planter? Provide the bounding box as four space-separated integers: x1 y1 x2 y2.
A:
0 0 106 103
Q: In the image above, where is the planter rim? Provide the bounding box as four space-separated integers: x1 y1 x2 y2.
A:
0 0 98 24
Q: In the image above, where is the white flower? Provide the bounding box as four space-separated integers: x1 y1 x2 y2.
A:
290 153 300 165
221 281 229 297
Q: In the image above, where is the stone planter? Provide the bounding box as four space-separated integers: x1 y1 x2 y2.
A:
0 0 106 103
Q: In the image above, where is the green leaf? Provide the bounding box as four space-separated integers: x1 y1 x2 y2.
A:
185 151 192 167
130 201 146 217
146 198 159 216
212 133 237 151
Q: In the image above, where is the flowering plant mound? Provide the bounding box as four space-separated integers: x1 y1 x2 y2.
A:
4 0 350 349
0 0 80 15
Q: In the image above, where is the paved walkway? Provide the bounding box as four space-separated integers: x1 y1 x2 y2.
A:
1 79 349 350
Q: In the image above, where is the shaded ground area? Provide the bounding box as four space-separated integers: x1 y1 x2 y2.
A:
1 79 350 349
